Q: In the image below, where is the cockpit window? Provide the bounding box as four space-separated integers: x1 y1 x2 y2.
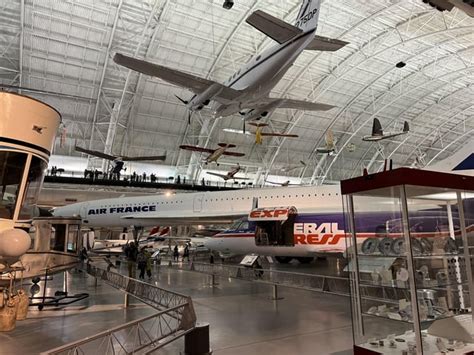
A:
229 219 242 230
0 151 27 219
239 221 249 231
229 218 249 231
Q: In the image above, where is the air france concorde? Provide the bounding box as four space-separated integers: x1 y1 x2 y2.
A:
113 0 349 122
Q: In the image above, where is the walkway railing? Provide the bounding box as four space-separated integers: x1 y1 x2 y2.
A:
43 264 197 355
43 305 192 355
177 261 350 296
87 264 195 316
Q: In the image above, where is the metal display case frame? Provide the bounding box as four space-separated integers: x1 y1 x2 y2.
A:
341 168 474 355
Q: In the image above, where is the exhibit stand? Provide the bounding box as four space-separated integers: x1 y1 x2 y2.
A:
341 168 474 355
0 92 61 330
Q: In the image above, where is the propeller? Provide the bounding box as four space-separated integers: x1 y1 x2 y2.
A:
175 95 192 125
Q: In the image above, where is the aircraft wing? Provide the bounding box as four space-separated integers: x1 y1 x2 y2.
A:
180 145 216 154
114 53 241 103
121 211 246 225
242 98 335 112
274 98 335 111
122 154 167 161
222 151 246 157
206 172 228 179
260 132 299 138
75 146 116 161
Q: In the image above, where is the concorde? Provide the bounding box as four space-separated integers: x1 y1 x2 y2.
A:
113 0 349 123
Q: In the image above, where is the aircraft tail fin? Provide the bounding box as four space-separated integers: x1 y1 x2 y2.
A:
372 118 383 136
295 0 322 33
246 10 302 44
403 121 409 133
426 139 474 176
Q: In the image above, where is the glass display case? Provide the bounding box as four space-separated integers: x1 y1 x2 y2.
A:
341 168 474 355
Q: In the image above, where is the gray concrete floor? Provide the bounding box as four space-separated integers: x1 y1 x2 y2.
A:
2 263 354 355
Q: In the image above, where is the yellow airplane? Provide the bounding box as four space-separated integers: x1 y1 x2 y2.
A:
249 123 298 145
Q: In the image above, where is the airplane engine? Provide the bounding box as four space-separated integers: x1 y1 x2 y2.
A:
242 106 271 122
188 83 223 111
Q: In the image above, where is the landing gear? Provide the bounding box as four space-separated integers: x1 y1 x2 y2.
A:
296 257 313 264
275 256 293 264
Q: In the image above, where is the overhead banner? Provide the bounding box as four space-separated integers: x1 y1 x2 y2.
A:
248 207 297 222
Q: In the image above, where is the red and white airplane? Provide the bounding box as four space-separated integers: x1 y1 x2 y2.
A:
180 143 245 165
113 0 348 123
206 164 250 181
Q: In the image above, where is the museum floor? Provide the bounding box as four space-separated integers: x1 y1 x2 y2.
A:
1 265 353 354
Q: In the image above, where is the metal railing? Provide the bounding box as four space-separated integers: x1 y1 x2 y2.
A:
86 264 196 320
43 263 197 355
43 305 192 355
177 261 351 296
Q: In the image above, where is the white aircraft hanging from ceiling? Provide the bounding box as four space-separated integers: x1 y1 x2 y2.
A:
264 180 300 187
179 143 245 165
281 160 307 173
113 0 348 124
206 164 250 181
362 118 410 142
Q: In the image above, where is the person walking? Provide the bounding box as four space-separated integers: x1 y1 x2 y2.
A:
183 244 190 262
144 247 153 279
173 245 179 262
137 247 147 280
124 242 138 278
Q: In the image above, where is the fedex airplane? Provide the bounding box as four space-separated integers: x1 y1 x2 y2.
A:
53 141 474 263
113 0 349 122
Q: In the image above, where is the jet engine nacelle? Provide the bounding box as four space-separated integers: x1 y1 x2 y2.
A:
244 109 269 121
188 83 223 111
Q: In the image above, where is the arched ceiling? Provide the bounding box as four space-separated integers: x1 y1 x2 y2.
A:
1 0 473 184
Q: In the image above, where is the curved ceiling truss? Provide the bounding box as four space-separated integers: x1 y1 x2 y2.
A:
0 0 472 184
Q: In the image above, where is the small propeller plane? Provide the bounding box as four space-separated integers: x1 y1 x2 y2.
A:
206 163 250 181
248 123 298 144
180 143 245 165
265 180 300 187
281 160 307 173
75 146 167 162
362 118 410 142
316 131 336 155
75 146 167 175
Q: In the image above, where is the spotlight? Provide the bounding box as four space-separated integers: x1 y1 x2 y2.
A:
223 0 234 9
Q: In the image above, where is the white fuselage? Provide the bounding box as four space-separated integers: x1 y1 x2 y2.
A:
53 185 342 229
362 132 405 142
53 185 345 258
206 147 226 163
215 30 317 116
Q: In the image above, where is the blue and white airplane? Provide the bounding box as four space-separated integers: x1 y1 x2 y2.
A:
113 0 348 122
